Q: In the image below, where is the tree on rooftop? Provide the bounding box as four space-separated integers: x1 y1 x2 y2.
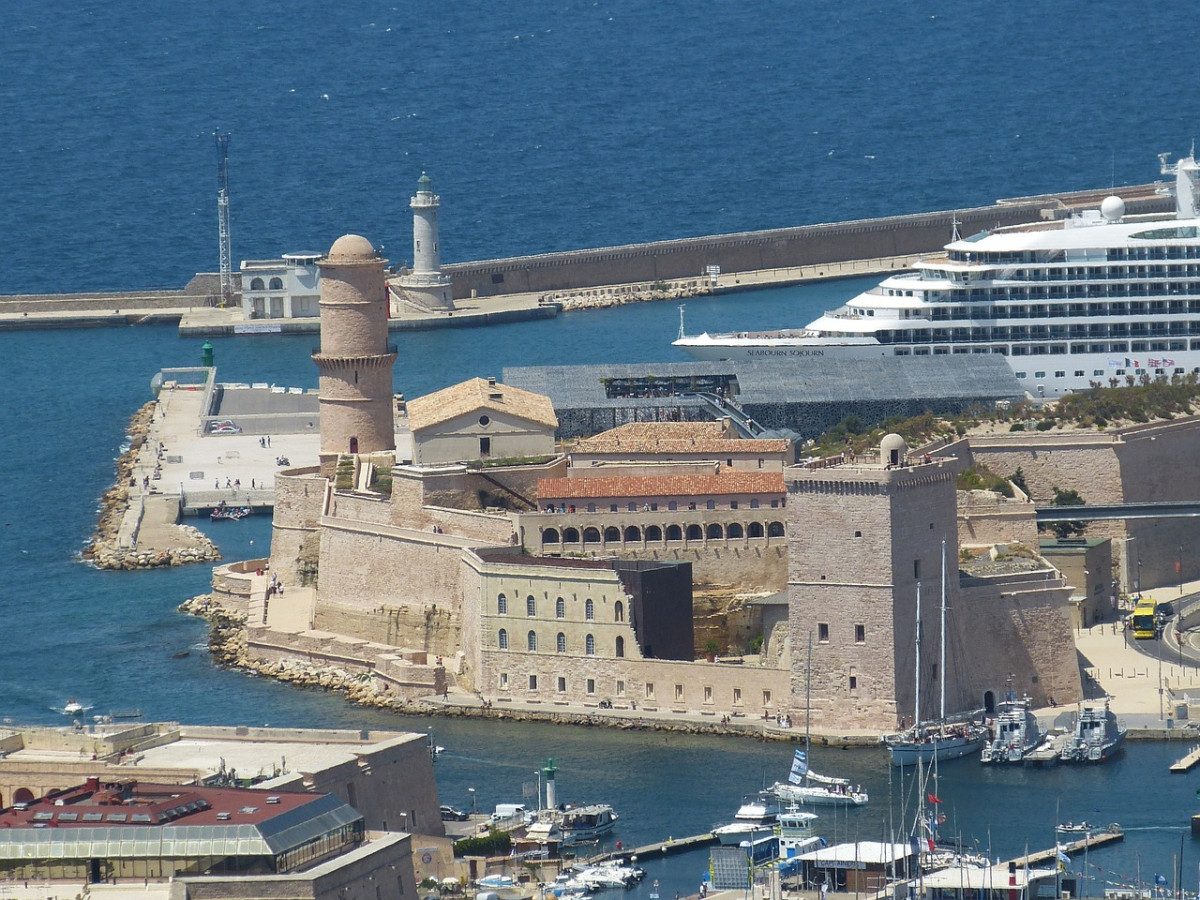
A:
1045 486 1086 540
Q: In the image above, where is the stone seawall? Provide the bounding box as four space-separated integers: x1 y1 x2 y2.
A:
443 183 1171 299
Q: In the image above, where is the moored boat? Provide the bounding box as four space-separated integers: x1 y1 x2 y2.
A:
884 721 989 767
1059 699 1126 763
981 690 1045 764
713 794 781 846
560 804 619 844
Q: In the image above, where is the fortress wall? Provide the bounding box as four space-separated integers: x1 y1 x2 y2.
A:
477 649 789 717
957 494 1040 546
954 577 1083 708
269 468 326 584
966 437 1125 503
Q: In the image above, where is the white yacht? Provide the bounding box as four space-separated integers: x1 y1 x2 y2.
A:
675 150 1200 399
560 804 619 844
713 794 780 845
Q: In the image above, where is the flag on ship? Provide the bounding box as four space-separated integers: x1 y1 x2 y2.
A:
789 750 808 784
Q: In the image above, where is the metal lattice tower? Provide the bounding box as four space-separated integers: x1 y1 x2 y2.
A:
215 132 233 308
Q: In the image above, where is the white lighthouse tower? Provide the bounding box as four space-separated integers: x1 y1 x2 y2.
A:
395 172 454 312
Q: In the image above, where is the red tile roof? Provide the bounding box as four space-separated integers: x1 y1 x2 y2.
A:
537 472 785 500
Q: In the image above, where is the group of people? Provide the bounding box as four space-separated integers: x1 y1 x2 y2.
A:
762 711 793 728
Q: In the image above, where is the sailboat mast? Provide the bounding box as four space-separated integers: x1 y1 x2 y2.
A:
915 581 922 728
806 631 812 786
940 539 947 722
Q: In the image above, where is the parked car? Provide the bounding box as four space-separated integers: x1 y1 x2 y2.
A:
440 805 469 821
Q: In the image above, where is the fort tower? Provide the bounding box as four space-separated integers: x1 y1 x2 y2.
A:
314 234 396 476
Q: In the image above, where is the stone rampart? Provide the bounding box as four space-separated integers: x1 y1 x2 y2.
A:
478 649 789 717
954 571 1083 708
957 492 1039 546
269 468 327 584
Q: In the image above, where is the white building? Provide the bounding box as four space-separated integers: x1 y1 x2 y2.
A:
240 252 322 319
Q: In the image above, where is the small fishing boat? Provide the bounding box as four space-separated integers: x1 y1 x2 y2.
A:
1059 700 1126 763
210 505 251 521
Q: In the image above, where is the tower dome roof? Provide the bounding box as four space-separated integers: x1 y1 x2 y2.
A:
324 234 377 264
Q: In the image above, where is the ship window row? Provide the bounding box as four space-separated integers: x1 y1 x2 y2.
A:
922 299 1200 320
877 323 1200 344
947 246 1200 264
894 338 1197 357
903 282 1200 303
926 265 1200 283
1013 368 1196 380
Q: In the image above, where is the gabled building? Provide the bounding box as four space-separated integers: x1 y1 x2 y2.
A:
406 377 558 465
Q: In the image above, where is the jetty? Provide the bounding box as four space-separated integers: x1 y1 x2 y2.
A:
1170 745 1200 772
584 832 716 865
1024 733 1073 767
1007 827 1123 867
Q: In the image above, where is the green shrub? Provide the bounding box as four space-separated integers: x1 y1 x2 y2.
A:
453 830 512 858
1009 423 1025 431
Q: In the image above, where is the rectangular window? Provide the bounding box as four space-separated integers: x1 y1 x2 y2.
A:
818 623 829 642
758 459 764 468
733 687 742 705
616 680 626 697
557 676 566 692
479 436 491 457
855 624 866 643
609 503 618 512
704 686 713 704
750 498 760 508
528 674 537 690
668 501 677 511
914 559 921 579
849 675 858 690
499 673 509 690
627 502 636 512
675 684 684 701
586 503 596 513
586 678 596 694
730 500 739 509
645 682 655 700
706 499 716 510
763 690 772 706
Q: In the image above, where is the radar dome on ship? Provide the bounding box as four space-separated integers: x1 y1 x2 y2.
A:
1100 195 1125 222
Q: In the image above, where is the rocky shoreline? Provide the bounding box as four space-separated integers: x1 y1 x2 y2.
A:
82 401 219 570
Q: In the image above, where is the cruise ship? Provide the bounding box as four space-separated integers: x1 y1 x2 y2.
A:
674 151 1200 398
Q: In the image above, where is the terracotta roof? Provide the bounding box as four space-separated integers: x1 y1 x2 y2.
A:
407 378 558 432
537 472 785 500
573 422 791 455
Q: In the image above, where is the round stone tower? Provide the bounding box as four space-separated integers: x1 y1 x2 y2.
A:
314 234 397 476
396 172 454 311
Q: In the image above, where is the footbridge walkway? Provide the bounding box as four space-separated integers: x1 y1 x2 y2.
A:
1035 502 1200 523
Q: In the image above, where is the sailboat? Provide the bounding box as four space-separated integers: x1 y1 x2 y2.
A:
883 542 988 766
770 634 868 807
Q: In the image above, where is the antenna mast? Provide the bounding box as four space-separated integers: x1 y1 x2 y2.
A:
677 304 686 341
215 132 233 309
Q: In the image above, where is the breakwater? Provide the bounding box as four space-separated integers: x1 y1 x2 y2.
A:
444 182 1170 299
0 182 1171 334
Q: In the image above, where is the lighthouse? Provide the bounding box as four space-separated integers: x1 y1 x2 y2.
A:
395 172 454 312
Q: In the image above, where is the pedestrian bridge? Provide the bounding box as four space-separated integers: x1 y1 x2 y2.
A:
1036 501 1200 522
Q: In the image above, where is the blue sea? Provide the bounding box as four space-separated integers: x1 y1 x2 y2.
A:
3 1 1200 894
